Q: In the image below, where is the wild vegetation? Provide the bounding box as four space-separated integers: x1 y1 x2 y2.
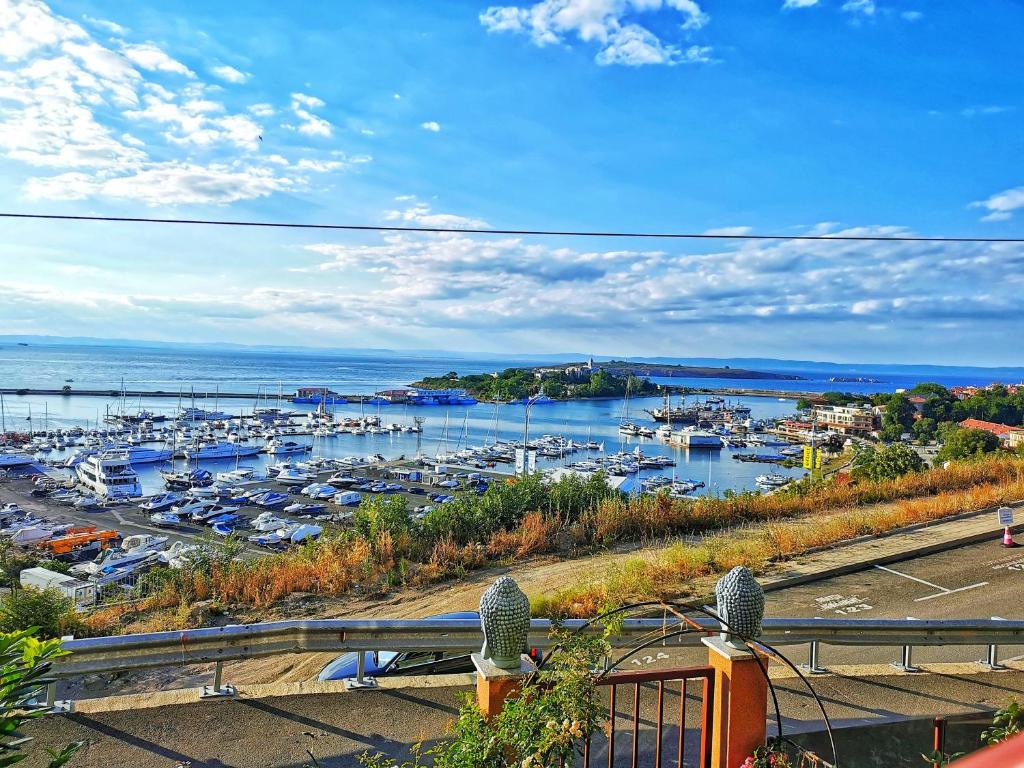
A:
799 382 1024 449
413 367 657 401
69 454 1024 635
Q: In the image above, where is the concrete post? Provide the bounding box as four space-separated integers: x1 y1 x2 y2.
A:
471 653 536 719
703 637 769 768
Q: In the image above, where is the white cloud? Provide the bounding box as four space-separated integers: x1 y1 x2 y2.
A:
295 158 343 172
971 187 1024 222
480 0 712 67
782 0 819 8
291 92 325 109
960 105 1012 118
210 64 249 83
288 92 332 136
392 92 401 100
703 226 752 236
901 10 923 21
247 102 275 117
81 15 126 36
360 128 375 136
289 221 1024 341
841 0 875 15
0 0 355 205
120 42 194 77
420 120 441 132
25 162 295 205
384 202 488 229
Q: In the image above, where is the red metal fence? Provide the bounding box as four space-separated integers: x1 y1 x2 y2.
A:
583 665 715 768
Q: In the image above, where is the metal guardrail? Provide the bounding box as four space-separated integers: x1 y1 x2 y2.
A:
53 616 1024 678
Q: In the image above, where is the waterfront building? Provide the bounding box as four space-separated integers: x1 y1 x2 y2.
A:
958 418 1016 444
812 403 875 436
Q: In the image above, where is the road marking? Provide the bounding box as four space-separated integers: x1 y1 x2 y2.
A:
875 564 988 602
914 583 988 602
874 564 948 591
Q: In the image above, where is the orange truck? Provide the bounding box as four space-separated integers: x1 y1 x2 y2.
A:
38 526 120 557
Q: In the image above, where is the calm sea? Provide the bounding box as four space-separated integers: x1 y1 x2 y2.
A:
1 343 1020 496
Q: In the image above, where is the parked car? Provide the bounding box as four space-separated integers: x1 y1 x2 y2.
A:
318 612 482 681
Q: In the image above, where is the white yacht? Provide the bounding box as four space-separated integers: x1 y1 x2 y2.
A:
184 441 261 460
75 450 143 499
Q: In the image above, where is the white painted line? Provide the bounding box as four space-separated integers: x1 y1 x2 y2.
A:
875 564 949 591
914 582 989 602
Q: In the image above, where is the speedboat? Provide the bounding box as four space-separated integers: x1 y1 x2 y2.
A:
73 495 102 509
70 543 160 577
215 467 264 484
288 523 322 544
171 498 216 517
191 503 240 523
121 533 168 554
159 541 202 569
240 486 273 500
756 473 790 488
266 439 311 455
277 467 315 486
301 483 337 499
248 529 286 546
251 511 288 531
284 502 326 516
150 511 183 527
253 492 289 508
140 492 184 512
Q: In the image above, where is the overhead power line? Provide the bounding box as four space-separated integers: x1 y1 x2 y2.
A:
0 211 1021 243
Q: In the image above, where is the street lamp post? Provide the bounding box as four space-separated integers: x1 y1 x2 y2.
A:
521 392 541 476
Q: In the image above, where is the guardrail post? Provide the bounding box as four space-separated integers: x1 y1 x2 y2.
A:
344 651 379 690
893 644 921 673
981 643 1006 671
800 640 827 674
44 681 70 714
200 660 236 699
980 616 1007 670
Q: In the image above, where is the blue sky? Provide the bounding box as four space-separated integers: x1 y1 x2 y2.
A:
1 0 1023 365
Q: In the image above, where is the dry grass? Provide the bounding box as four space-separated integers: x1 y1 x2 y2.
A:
85 456 1024 633
532 475 1024 618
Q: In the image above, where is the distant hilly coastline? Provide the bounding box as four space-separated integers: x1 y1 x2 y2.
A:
1 335 1022 379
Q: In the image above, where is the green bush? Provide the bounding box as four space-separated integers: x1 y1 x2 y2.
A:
0 588 81 640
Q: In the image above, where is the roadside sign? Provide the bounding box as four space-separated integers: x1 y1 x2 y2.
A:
998 506 1015 526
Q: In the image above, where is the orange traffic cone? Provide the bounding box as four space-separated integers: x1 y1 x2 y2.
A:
1003 526 1017 548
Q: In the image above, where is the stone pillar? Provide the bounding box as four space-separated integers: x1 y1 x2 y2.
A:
703 637 769 768
472 653 536 719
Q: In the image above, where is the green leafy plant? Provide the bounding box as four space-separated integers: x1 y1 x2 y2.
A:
921 747 966 767
359 626 609 768
0 628 83 767
981 698 1024 746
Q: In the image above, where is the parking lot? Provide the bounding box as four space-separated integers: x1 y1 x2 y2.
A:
0 461 511 561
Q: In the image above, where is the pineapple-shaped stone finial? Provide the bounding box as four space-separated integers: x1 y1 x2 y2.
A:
715 566 764 649
479 576 531 670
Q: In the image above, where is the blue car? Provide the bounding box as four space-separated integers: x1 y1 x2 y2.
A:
318 611 481 681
